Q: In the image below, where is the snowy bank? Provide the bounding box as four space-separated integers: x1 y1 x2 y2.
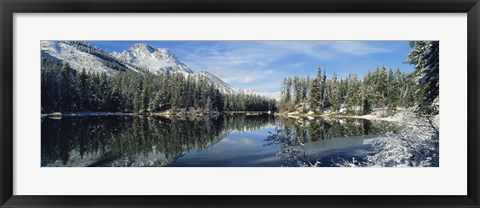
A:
336 114 439 167
348 108 419 125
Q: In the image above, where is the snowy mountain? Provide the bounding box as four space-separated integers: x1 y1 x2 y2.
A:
41 41 133 75
111 43 193 75
41 41 261 96
109 43 243 95
193 71 237 94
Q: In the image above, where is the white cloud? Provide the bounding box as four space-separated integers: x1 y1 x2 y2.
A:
224 75 256 83
328 41 388 55
262 41 388 59
261 41 335 60
172 41 390 93
286 62 304 68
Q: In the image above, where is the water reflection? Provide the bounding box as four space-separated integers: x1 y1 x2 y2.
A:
41 115 397 167
265 117 397 166
41 115 274 167
275 117 396 142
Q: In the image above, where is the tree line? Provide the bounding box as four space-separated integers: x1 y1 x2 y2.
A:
278 41 439 117
41 56 277 114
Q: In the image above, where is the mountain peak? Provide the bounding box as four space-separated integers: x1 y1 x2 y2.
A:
111 43 192 74
41 41 240 96
130 43 156 53
126 43 177 60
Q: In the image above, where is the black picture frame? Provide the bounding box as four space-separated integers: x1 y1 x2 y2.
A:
1 0 479 207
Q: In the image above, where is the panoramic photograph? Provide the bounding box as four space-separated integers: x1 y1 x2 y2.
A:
41 40 439 167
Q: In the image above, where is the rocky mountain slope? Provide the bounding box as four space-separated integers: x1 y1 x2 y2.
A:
41 41 247 95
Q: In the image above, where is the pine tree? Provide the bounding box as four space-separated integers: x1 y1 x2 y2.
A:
321 69 327 110
387 68 400 114
133 90 142 113
407 41 439 115
363 96 372 115
331 73 340 112
309 67 323 114
285 78 293 112
362 72 373 115
293 76 302 105
204 96 213 113
344 74 360 114
375 66 388 108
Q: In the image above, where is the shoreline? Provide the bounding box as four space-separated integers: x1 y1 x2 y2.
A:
41 112 135 117
41 111 272 118
275 108 427 126
40 109 431 127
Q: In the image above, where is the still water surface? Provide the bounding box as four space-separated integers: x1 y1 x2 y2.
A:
41 115 398 167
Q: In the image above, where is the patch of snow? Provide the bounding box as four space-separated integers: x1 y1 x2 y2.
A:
111 43 193 75
352 108 418 125
194 71 237 94
43 41 254 97
41 41 120 75
336 115 439 167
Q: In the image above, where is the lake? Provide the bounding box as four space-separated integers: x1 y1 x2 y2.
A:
41 114 398 167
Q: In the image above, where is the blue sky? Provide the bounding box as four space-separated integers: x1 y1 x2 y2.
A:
89 41 415 100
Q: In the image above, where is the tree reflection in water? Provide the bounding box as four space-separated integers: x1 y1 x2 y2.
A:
41 114 275 167
265 117 398 167
42 115 397 167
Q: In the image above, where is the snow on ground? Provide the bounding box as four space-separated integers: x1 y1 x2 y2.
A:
351 108 419 125
43 149 108 167
278 107 440 167
336 113 439 167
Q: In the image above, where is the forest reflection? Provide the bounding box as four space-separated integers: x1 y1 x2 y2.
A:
42 115 275 167
41 115 396 167
272 117 396 144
